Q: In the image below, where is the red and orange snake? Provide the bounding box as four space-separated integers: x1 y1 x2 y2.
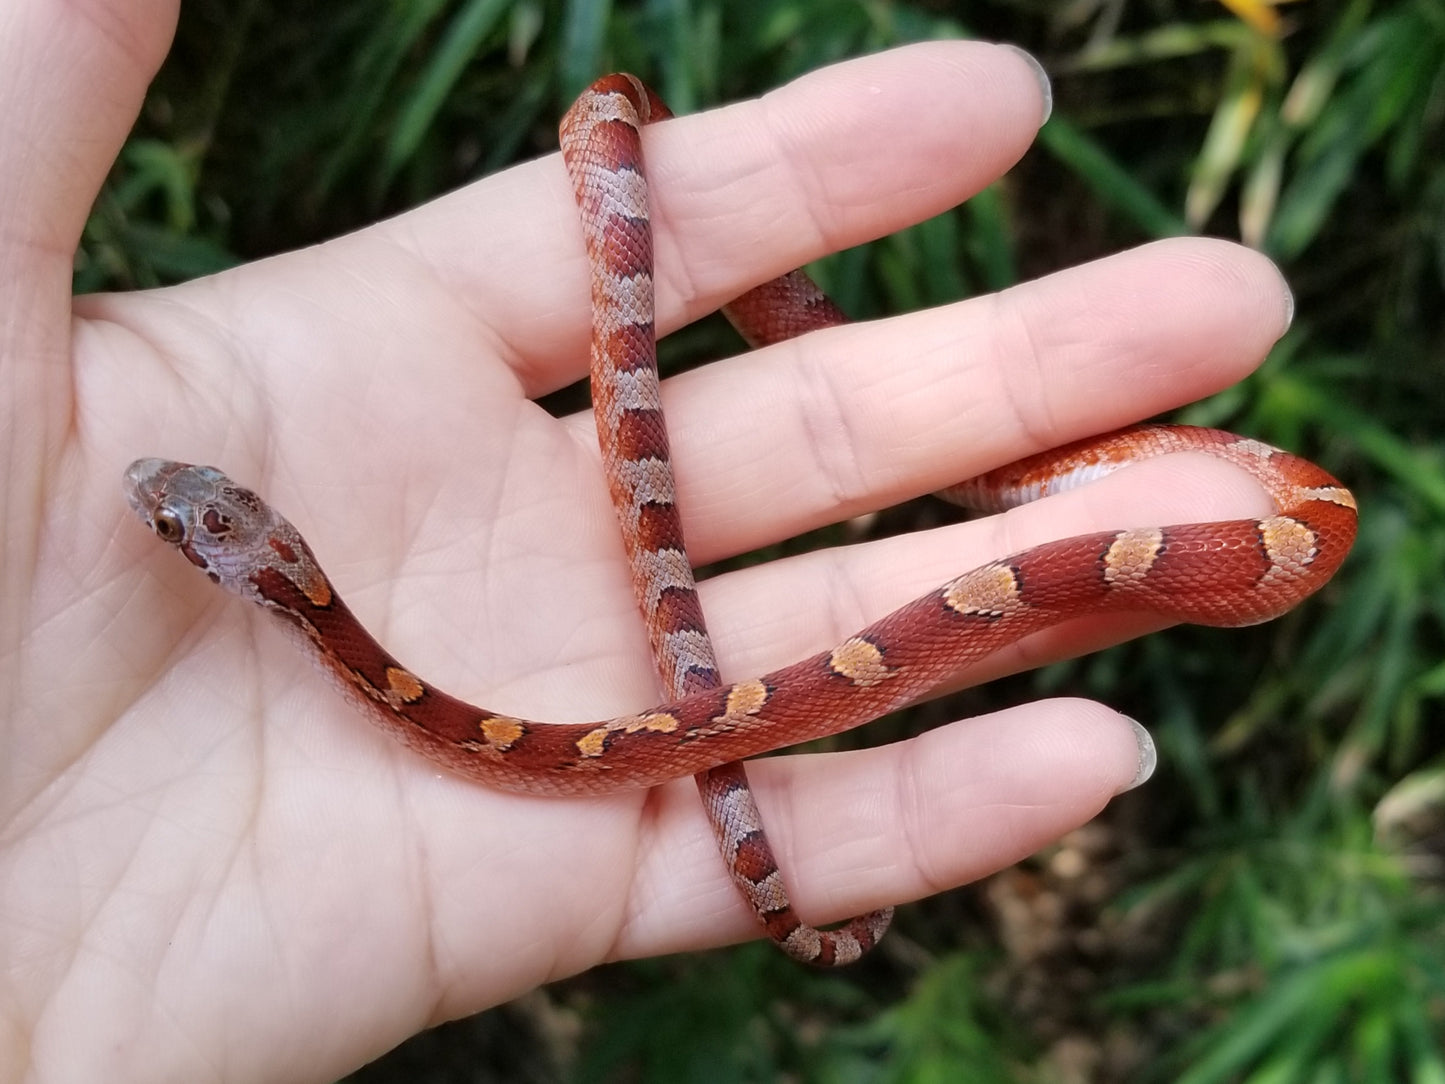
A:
124 75 1358 967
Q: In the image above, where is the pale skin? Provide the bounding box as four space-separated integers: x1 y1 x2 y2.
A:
1 2 1295 1080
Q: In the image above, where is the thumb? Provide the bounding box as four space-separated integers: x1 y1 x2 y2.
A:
0 0 177 460
0 0 176 265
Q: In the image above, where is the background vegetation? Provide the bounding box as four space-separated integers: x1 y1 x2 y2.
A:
84 1 1445 1080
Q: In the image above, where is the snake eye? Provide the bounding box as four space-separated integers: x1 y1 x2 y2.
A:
152 508 187 544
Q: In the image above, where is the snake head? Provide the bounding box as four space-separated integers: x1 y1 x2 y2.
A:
124 458 224 548
124 458 319 604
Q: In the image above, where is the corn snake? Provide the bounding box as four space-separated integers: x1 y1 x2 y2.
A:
123 75 1358 967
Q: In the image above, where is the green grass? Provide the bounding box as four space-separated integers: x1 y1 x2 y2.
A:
88 1 1445 1080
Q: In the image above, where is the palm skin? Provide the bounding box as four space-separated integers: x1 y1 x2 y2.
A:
1 8 1293 1082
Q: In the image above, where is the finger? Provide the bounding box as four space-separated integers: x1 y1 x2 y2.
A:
2 0 177 486
617 698 1146 957
82 39 1045 537
3 0 179 724
564 236 1294 564
0 0 176 268
284 40 1049 394
693 451 1278 695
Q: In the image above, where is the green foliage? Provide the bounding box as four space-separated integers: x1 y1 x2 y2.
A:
87 1 1445 1081
833 954 1032 1082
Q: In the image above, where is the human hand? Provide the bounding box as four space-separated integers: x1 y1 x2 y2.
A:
1 6 1294 1080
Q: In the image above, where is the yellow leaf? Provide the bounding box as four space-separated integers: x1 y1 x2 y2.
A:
1216 0 1283 37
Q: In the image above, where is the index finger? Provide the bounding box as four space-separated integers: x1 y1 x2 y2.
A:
363 41 1051 394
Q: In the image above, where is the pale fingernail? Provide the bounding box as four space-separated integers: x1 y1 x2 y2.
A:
1002 44 1052 126
1119 717 1156 793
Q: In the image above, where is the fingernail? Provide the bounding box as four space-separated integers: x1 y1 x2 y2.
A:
1003 45 1052 127
1118 717 1156 793
1282 280 1296 332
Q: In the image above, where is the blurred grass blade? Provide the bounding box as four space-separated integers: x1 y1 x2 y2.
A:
381 0 516 188
1269 6 1445 257
118 139 201 232
1036 116 1188 238
560 0 613 98
1056 20 1254 73
965 185 1016 293
1186 41 1273 232
313 0 453 202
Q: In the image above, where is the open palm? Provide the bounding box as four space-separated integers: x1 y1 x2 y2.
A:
2 7 1296 1082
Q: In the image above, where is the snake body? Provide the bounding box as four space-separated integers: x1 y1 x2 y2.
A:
124 76 1358 966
